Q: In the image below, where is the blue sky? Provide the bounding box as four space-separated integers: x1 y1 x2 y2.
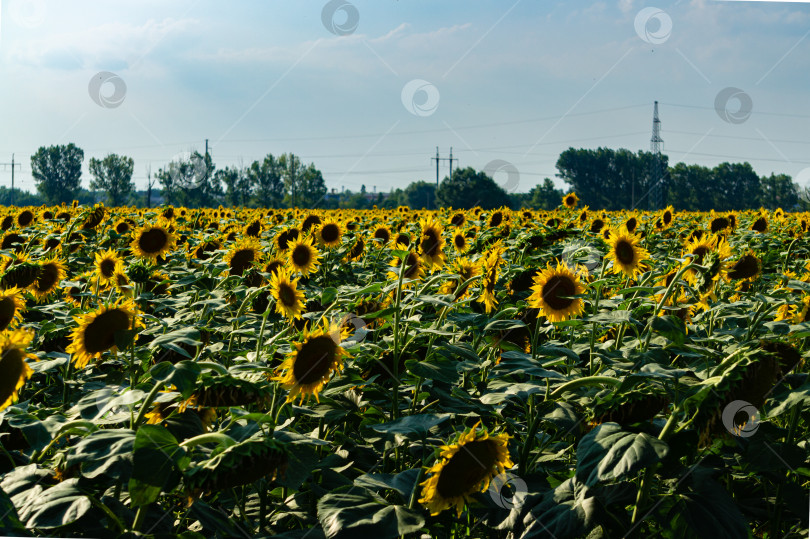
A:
1 0 809 197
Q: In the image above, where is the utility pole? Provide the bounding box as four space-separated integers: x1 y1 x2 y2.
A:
1 154 22 206
649 101 664 210
430 147 459 208
145 164 153 208
205 139 209 158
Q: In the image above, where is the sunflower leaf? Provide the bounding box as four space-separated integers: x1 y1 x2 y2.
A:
575 423 668 487
317 487 425 539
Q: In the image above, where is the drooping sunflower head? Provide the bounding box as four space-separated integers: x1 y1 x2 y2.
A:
419 422 513 517
477 250 501 314
131 222 176 261
272 320 351 404
606 227 650 279
1 232 26 253
727 251 761 281
190 237 222 262
31 257 67 301
318 221 343 248
288 236 321 276
418 218 446 269
269 267 305 320
66 299 141 369
371 225 391 247
528 262 587 323
94 249 123 286
225 238 262 277
0 287 26 331
562 192 579 209
0 330 36 412
16 209 35 228
243 218 264 238
275 228 300 253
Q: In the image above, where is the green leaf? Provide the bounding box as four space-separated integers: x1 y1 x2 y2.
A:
128 425 188 506
317 488 425 539
148 328 203 358
370 413 451 442
520 477 598 538
354 469 421 499
321 287 338 305
149 360 201 396
0 486 26 535
766 378 810 417
484 318 528 331
576 423 668 487
66 429 135 480
651 315 687 346
17 479 92 529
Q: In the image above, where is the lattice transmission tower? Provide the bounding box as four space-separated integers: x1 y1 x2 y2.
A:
649 101 665 210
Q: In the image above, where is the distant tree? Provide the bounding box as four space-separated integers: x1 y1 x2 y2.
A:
666 163 715 211
31 143 84 204
157 151 220 208
88 153 135 206
436 167 511 209
526 178 564 209
401 181 436 209
216 166 247 207
712 162 760 211
556 147 667 210
248 154 285 208
298 163 327 208
0 186 44 206
759 173 798 210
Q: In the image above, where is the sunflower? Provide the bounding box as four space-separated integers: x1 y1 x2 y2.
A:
477 250 501 314
418 218 446 269
452 231 469 253
605 227 650 279
66 299 141 369
272 321 351 404
224 238 262 276
112 271 133 298
113 218 133 236
528 262 586 322
243 218 264 238
660 206 675 228
94 249 123 286
727 251 761 281
562 192 579 209
274 228 300 253
440 257 480 299
288 237 321 276
190 237 222 262
131 222 176 261
387 250 424 284
751 214 768 233
0 232 26 252
419 422 513 516
0 330 36 412
30 257 67 301
682 233 731 284
16 209 35 228
371 225 391 247
776 295 810 325
0 287 26 331
269 267 305 320
318 221 343 248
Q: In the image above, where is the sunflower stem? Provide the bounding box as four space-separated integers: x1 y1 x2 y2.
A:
407 466 425 510
641 261 694 352
132 380 164 429
547 376 621 400
179 432 238 449
255 308 270 361
391 250 408 420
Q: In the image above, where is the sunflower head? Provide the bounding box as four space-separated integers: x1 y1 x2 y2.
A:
272 320 351 404
418 218 446 269
419 422 513 516
269 267 306 320
288 237 321 276
318 221 343 248
131 222 176 261
94 249 123 286
66 299 141 369
0 287 26 331
225 238 262 277
0 329 36 412
562 192 579 209
606 227 651 279
31 257 67 301
528 262 587 323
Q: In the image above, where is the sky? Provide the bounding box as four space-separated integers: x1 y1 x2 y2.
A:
1 0 810 200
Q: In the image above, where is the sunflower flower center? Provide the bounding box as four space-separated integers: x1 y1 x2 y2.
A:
83 309 131 354
36 264 60 292
100 259 116 278
230 249 255 276
292 245 312 268
0 297 16 331
292 336 337 385
0 348 25 402
139 228 169 254
435 439 498 499
278 282 298 307
542 275 576 310
421 231 440 257
321 224 340 243
615 240 636 265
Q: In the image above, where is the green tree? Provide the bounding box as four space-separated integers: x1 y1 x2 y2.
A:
30 143 84 204
88 153 135 206
712 162 760 211
526 178 564 209
280 154 326 208
401 181 436 209
215 166 247 207
248 154 285 208
760 173 797 210
298 163 327 208
435 167 511 209
556 147 667 210
666 163 715 211
157 151 220 208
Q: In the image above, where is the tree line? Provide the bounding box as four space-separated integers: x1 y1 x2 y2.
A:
10 143 806 211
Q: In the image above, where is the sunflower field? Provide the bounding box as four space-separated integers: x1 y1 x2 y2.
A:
0 200 809 538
